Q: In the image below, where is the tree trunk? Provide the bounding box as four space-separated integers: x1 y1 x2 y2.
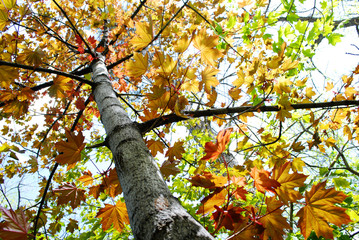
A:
91 56 214 240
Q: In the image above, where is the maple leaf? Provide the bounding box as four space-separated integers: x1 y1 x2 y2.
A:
201 67 220 94
48 76 74 98
174 35 191 53
130 21 153 50
78 170 93 186
196 188 227 215
250 167 280 194
259 197 291 240
125 52 148 77
96 201 129 232
0 207 30 240
146 139 165 156
0 9 8 30
0 0 16 10
211 204 245 230
0 65 19 88
66 218 79 233
160 160 181 179
53 182 86 209
189 172 228 189
165 141 185 162
55 130 85 168
193 29 222 66
202 128 233 161
297 181 352 239
18 47 45 67
272 162 307 204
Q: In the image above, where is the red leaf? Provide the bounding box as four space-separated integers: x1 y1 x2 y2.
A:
75 34 83 45
0 207 30 240
78 46 85 54
88 36 96 48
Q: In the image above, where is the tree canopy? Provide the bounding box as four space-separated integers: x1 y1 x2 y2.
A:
0 0 358 239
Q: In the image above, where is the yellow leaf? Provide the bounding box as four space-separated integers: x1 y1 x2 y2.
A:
344 86 357 99
343 125 352 140
281 59 298 72
295 77 308 87
229 87 241 100
201 67 219 94
0 65 19 88
291 141 305 152
274 76 292 94
325 82 334 91
0 0 16 10
48 76 74 98
125 52 148 77
292 157 305 172
193 29 222 66
181 79 199 93
130 22 153 50
174 35 190 53
325 137 336 147
305 87 316 98
233 68 245 87
0 9 8 30
96 201 129 232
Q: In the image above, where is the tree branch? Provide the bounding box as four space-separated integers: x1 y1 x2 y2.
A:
0 60 93 86
138 100 359 133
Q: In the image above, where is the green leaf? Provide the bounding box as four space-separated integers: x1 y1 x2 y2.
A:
226 15 236 29
295 20 308 34
327 33 343 46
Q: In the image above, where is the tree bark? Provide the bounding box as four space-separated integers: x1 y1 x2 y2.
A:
91 56 214 240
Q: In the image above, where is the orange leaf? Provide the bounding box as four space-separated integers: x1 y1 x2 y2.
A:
55 130 85 168
146 139 165 157
78 170 93 186
0 207 30 240
202 128 233 161
96 201 129 232
250 167 280 194
196 188 227 215
189 172 228 189
296 181 352 239
272 162 307 204
53 182 86 209
259 197 291 240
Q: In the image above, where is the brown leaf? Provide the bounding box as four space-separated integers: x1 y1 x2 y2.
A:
55 130 85 168
53 182 86 209
0 207 30 240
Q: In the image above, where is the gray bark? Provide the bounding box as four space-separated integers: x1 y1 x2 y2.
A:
91 56 214 240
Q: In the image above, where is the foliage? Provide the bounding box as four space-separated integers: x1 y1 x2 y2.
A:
0 0 358 239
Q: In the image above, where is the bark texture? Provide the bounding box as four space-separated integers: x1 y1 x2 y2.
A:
91 56 214 240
